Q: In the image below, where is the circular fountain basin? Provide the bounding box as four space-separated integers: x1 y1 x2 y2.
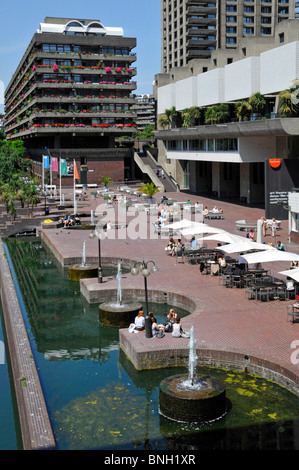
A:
99 301 143 328
68 264 98 281
159 374 226 423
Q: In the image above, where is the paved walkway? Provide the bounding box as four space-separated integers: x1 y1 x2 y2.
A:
40 189 299 394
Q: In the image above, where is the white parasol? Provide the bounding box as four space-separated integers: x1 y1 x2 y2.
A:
278 267 299 282
216 240 277 254
243 250 299 264
197 232 245 244
180 224 225 236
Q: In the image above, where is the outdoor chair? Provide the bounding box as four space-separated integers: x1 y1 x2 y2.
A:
233 275 243 288
257 288 269 302
276 286 286 301
222 274 232 288
245 287 256 300
175 249 185 264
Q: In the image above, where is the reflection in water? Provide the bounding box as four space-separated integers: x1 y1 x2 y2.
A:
4 238 299 451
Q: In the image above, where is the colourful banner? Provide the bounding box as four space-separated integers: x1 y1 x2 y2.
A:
43 155 49 169
60 159 68 175
74 161 80 180
52 157 58 172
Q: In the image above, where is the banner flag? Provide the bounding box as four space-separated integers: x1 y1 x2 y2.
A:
52 157 58 172
43 155 49 169
60 159 68 175
74 161 80 180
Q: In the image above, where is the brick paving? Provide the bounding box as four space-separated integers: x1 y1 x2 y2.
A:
40 188 299 394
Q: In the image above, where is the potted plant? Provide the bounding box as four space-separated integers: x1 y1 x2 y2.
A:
99 176 113 190
138 182 160 204
90 191 97 199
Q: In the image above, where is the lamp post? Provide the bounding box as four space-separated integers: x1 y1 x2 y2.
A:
131 260 158 338
89 228 107 283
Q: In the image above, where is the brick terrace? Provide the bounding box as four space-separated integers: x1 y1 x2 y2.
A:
40 189 299 394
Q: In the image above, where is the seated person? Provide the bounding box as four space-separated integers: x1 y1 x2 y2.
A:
212 206 219 213
134 310 145 331
236 253 246 271
277 240 285 251
172 317 183 338
151 316 165 337
167 308 177 323
74 214 81 225
290 260 299 269
172 239 184 257
166 237 175 252
203 206 209 216
190 236 198 250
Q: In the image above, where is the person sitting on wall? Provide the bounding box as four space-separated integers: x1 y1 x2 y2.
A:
277 240 285 251
134 310 145 331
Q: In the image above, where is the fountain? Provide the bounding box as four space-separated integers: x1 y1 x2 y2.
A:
68 241 98 281
99 261 142 328
159 326 227 423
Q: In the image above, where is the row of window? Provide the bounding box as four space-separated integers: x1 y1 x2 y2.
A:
41 44 131 55
166 138 238 152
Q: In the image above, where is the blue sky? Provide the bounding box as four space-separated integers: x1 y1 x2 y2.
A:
0 0 161 112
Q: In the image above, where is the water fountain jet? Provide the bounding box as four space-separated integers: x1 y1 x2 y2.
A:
159 327 227 423
99 261 142 327
68 241 98 281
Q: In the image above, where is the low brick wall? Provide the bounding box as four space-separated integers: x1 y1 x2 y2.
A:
0 238 56 450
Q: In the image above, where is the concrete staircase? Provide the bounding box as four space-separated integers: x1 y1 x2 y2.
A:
134 149 179 193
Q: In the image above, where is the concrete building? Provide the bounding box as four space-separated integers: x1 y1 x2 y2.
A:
154 29 299 212
4 17 138 185
162 0 299 72
131 94 156 131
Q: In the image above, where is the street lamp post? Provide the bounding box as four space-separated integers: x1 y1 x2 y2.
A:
131 260 158 338
89 228 107 283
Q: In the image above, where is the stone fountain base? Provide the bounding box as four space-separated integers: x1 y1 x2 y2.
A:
68 264 98 281
99 301 142 328
159 374 227 423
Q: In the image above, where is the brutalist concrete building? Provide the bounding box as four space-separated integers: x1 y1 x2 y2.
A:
4 17 138 185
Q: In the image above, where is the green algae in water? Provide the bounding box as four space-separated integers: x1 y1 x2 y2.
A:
53 368 299 450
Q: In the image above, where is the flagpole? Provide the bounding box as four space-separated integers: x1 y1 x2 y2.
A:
73 158 76 215
42 156 44 192
59 153 62 206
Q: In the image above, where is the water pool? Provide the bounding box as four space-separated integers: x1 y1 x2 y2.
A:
3 237 299 450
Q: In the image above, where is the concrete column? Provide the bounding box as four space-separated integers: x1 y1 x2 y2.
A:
240 163 250 204
211 162 220 197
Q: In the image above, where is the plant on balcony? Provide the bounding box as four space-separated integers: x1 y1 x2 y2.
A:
278 81 299 117
248 92 266 119
205 103 230 124
52 64 59 72
235 101 252 122
105 67 112 73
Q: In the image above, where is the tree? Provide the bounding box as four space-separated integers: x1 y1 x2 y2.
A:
249 92 266 118
165 106 177 128
23 180 41 217
235 101 252 121
158 114 169 129
204 104 230 124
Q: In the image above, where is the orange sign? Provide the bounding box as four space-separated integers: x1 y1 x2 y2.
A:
269 159 281 168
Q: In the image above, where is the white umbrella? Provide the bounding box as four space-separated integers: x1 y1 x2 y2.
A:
279 268 299 282
180 224 225 236
217 240 276 254
197 232 244 244
243 250 299 264
164 218 199 230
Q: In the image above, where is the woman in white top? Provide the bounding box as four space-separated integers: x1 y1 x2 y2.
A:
134 310 145 330
172 318 182 337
